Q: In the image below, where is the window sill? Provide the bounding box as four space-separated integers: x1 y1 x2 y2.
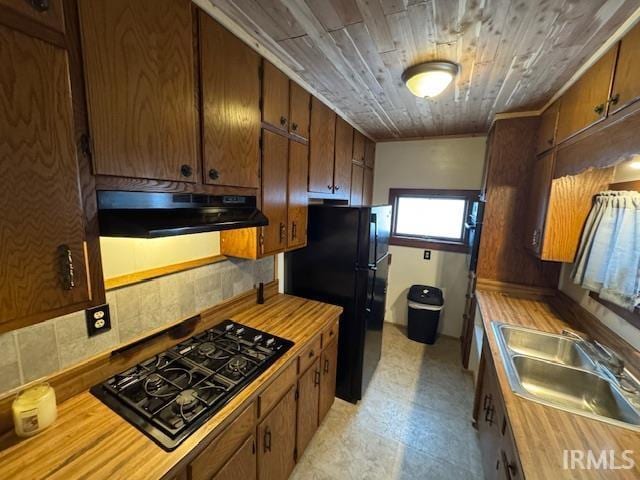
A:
589 291 640 330
389 236 469 253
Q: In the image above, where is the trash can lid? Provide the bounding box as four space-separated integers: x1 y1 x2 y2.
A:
407 285 444 306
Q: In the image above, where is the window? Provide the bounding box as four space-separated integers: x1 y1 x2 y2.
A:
388 188 480 253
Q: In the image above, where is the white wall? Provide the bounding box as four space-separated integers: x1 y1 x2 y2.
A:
373 136 487 338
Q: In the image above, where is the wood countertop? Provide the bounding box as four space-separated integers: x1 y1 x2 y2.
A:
0 294 342 480
476 289 640 480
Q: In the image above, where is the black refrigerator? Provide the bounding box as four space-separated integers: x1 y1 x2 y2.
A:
285 204 392 403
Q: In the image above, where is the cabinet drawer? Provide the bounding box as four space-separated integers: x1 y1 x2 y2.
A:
189 402 256 480
258 361 296 418
299 335 322 374
321 319 339 349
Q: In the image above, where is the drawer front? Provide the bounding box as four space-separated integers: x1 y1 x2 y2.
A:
299 335 322 374
321 319 339 349
258 361 296 418
189 402 256 480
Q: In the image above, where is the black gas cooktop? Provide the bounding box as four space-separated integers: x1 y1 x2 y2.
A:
91 320 293 450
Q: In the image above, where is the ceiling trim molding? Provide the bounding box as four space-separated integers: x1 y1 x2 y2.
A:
193 0 376 141
376 132 486 143
539 5 640 113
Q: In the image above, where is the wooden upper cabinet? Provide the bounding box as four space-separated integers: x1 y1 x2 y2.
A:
296 358 320 458
318 337 338 423
257 387 296 480
287 141 308 251
364 139 376 169
0 0 65 34
333 117 353 200
79 0 198 183
556 47 617 143
212 435 257 480
363 168 374 205
0 25 90 333
350 163 364 206
352 131 365 164
261 130 289 256
525 150 555 256
200 12 260 188
262 61 289 132
309 97 336 194
536 102 559 155
610 22 640 115
289 82 310 140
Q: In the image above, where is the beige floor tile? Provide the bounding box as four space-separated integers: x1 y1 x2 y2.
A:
295 322 482 479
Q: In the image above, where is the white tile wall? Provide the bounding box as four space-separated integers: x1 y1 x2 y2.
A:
0 256 275 397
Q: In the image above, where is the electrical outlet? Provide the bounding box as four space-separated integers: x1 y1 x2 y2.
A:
86 304 111 337
423 250 431 260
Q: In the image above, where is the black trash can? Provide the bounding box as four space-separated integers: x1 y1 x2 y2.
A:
407 285 444 344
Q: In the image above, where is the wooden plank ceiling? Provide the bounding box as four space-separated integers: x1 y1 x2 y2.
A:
207 0 639 140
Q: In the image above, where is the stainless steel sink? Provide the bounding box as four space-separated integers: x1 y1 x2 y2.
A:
511 355 640 426
497 323 595 370
492 322 640 431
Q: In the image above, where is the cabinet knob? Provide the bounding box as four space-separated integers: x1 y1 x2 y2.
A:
609 93 620 106
208 168 219 180
180 164 193 177
30 0 49 11
335 185 340 191
291 122 298 131
593 103 605 115
327 185 333 191
280 116 287 126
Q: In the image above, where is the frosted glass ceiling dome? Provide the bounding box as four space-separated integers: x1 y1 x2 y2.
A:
401 61 459 98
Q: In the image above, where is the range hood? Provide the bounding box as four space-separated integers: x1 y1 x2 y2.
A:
97 191 268 238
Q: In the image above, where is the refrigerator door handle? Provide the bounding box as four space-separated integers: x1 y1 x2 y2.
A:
370 213 378 264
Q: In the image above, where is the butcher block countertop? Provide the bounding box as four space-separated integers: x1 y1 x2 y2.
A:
0 294 342 480
476 289 640 480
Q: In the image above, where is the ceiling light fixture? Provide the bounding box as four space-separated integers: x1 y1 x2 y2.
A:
402 61 459 98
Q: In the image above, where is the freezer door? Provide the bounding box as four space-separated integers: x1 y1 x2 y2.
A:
360 254 389 398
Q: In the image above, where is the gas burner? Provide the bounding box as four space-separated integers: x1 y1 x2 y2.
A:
215 338 241 353
197 342 218 357
227 355 249 373
144 373 164 391
141 354 173 372
175 389 199 412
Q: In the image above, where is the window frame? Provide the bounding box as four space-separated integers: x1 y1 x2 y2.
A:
388 188 480 253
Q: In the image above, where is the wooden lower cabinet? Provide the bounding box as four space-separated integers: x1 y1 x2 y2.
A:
318 337 338 422
296 359 320 457
476 340 523 480
258 387 297 480
214 435 257 480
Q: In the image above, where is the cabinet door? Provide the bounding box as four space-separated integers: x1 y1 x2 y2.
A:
200 13 260 188
258 387 296 480
362 168 374 206
0 24 90 332
556 47 617 142
262 61 289 132
536 103 558 155
287 141 308 250
352 130 365 164
610 22 640 115
477 344 503 480
364 139 376 169
289 82 310 140
308 97 336 194
79 0 198 182
525 150 555 256
0 0 65 33
350 163 364 206
318 338 338 423
333 117 353 200
213 435 257 480
296 359 320 457
261 130 288 256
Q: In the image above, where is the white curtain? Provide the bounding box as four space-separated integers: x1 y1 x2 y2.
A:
571 191 640 311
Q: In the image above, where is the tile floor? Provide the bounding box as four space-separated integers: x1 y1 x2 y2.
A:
291 323 483 480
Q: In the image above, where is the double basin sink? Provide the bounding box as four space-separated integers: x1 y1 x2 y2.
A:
492 322 640 430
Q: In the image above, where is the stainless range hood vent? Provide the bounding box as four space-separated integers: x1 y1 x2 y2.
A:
97 191 268 238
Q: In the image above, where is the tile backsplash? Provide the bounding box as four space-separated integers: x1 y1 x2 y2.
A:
0 256 274 397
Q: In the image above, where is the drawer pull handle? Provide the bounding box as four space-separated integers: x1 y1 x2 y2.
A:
593 103 605 115
485 405 495 426
501 450 518 478
483 393 492 411
280 116 287 126
314 369 321 386
264 428 271 452
324 358 329 374
308 349 315 358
